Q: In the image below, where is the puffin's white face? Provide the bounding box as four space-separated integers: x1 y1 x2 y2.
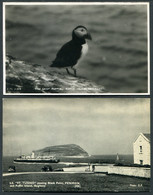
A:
74 27 92 40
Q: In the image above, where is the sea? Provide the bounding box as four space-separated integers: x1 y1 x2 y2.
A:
5 4 148 93
3 155 133 173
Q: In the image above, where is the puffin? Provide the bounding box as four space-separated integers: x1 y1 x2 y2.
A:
50 26 92 76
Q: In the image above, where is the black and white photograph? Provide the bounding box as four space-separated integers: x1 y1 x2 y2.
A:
2 98 150 192
3 2 149 95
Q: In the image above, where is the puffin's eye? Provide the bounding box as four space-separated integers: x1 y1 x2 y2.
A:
81 29 84 32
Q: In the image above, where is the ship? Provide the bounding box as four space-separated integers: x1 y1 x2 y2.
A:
14 152 60 163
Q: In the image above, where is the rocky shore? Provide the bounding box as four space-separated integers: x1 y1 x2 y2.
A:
5 55 107 94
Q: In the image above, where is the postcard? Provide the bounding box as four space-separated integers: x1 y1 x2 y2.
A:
3 2 150 95
2 98 150 192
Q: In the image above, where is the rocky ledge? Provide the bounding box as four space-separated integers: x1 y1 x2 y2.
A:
5 55 107 94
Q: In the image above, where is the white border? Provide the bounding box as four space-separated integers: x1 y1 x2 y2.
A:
3 2 150 95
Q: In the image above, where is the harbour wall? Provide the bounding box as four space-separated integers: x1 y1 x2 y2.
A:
95 165 150 178
63 165 150 178
63 167 88 172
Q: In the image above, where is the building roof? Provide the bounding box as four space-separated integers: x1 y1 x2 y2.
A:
133 133 150 143
142 133 150 141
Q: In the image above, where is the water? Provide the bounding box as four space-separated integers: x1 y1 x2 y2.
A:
3 155 133 173
5 4 148 93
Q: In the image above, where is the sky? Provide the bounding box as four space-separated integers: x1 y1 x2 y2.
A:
3 98 150 156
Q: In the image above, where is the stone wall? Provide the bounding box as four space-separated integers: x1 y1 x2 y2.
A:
94 165 150 178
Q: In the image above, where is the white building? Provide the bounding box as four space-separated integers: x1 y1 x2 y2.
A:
133 133 150 165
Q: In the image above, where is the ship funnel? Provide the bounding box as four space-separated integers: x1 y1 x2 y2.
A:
31 152 35 159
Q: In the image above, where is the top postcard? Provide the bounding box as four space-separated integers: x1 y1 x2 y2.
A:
3 2 150 95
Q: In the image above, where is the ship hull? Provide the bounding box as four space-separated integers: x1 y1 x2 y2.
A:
14 159 60 163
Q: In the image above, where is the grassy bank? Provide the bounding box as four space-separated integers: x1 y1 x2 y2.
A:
3 172 150 192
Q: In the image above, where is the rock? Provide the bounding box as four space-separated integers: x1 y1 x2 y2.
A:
5 55 107 93
33 144 89 157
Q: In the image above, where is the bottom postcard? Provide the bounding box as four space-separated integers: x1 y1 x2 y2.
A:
2 98 150 192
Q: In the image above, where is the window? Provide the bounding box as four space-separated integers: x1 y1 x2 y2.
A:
140 146 142 153
140 160 143 165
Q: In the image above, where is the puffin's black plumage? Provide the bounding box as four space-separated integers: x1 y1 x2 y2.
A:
50 25 92 76
51 40 82 68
